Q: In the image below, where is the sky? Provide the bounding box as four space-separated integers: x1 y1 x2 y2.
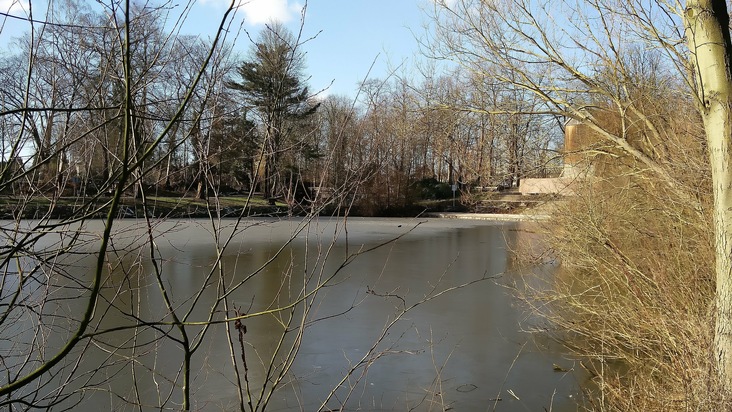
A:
191 0 435 98
0 0 437 99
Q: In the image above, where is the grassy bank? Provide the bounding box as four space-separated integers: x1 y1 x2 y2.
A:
0 195 289 220
0 191 555 220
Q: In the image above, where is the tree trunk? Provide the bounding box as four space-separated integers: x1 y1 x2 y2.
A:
685 0 732 391
195 178 207 200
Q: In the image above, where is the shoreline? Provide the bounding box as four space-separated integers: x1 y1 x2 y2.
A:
1 195 555 221
427 212 550 221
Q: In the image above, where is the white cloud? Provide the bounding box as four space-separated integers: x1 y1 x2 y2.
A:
240 0 302 25
0 0 29 14
200 0 302 25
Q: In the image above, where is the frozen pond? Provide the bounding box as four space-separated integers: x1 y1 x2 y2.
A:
0 217 587 411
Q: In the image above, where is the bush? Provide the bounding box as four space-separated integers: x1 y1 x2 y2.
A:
411 177 453 200
516 121 729 410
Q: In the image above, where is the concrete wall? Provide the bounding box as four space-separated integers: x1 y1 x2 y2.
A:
519 177 576 195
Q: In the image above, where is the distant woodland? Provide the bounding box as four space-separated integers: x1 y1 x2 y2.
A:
0 2 560 216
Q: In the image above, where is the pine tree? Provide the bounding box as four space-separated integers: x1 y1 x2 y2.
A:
227 23 318 201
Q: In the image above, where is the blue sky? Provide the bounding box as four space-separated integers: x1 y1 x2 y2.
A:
0 0 433 98
192 0 433 98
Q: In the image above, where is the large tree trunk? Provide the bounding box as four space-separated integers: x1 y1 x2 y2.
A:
685 0 732 391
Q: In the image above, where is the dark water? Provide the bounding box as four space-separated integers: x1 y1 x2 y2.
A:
2 217 588 411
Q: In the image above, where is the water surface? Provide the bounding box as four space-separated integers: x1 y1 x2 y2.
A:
2 217 586 411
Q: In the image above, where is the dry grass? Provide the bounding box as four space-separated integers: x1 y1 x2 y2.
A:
516 128 731 410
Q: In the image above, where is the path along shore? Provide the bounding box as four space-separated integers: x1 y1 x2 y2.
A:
428 212 550 221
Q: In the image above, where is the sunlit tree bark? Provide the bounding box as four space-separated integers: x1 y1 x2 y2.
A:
685 0 732 391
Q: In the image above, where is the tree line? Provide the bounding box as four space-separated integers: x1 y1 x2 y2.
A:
0 1 559 215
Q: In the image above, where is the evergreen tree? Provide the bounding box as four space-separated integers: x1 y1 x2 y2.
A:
227 23 318 201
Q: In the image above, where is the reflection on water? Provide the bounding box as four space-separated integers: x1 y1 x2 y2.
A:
3 217 587 411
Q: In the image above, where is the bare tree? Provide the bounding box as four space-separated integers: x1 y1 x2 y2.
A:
425 0 696 202
685 0 732 393
0 0 241 408
423 0 732 408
